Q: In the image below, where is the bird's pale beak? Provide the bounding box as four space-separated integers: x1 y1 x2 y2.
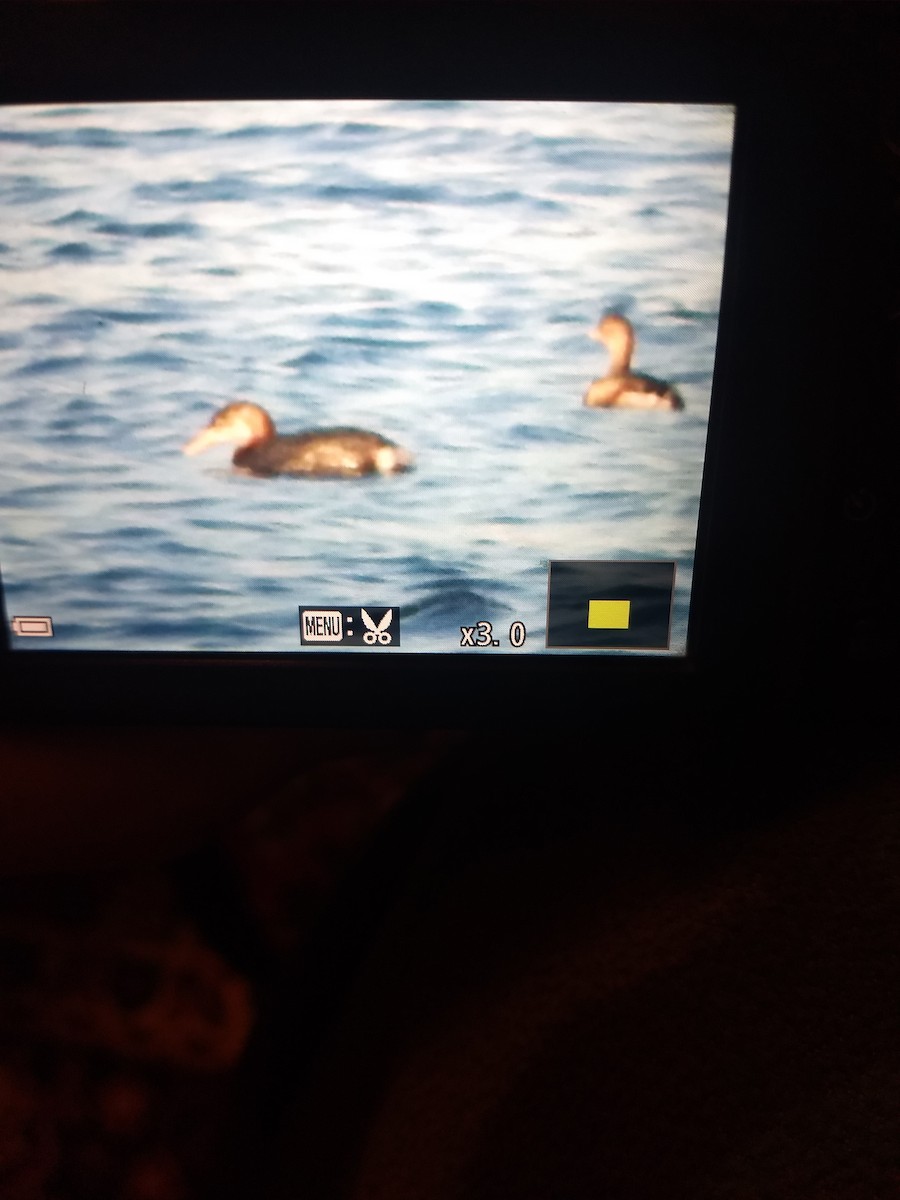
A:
182 426 224 456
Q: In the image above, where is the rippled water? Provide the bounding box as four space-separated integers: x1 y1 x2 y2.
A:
0 100 734 653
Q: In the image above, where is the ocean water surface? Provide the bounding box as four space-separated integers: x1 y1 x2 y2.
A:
0 100 734 653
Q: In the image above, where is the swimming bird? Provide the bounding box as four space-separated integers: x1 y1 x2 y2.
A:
183 401 413 478
584 314 684 411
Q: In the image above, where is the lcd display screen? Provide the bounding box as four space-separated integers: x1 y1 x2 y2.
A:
0 100 734 655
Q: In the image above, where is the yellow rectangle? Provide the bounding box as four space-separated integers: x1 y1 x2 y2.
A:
587 599 631 629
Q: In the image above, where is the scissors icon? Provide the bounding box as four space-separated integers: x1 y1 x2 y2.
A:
361 608 393 645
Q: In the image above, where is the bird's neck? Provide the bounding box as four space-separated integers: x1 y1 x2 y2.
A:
606 339 633 375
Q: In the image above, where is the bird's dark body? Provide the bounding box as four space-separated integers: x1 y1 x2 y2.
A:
233 428 405 478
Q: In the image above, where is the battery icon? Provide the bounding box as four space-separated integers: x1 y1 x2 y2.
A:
11 615 54 637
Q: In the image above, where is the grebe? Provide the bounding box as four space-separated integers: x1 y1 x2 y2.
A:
584 314 684 411
183 401 413 478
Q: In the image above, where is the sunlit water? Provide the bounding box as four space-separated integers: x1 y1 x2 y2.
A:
0 100 734 653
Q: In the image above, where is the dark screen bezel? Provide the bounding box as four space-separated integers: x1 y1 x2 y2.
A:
0 2 890 725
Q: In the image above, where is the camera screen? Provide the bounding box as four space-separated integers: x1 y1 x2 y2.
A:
0 100 734 655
